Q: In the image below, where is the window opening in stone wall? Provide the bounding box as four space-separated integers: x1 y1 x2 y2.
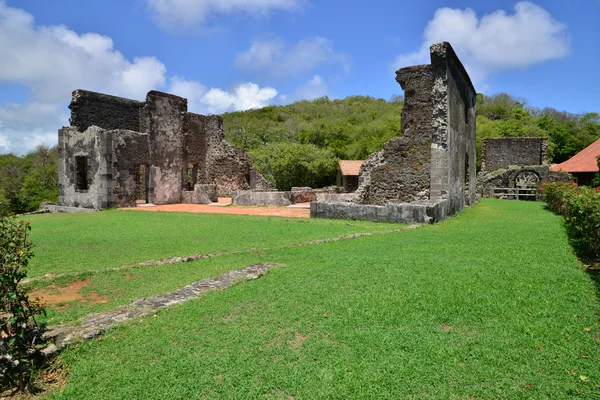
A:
186 162 198 191
75 156 89 192
135 164 149 204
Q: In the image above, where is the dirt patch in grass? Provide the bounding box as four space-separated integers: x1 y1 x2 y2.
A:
30 279 109 306
289 332 309 351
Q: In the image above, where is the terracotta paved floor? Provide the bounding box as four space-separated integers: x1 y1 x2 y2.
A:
121 202 310 218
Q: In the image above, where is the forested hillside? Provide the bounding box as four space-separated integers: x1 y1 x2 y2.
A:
0 93 598 214
223 93 600 183
0 146 57 215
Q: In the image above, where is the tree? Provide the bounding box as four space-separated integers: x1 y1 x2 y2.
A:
249 143 338 190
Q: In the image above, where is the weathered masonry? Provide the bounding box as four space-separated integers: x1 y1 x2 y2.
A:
58 90 271 209
481 137 548 172
477 137 568 199
312 42 477 224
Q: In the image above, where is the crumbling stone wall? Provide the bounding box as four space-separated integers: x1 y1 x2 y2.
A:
59 89 271 209
69 90 142 132
354 42 476 217
477 165 570 198
355 64 434 204
58 126 110 209
190 115 271 197
481 137 548 171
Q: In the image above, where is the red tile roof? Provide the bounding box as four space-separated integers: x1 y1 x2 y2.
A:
551 137 600 173
339 160 363 176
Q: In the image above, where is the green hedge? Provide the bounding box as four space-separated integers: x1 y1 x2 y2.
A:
543 181 600 262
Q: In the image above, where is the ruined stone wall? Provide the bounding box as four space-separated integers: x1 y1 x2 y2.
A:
477 165 570 198
58 126 111 209
481 137 548 171
198 115 272 196
140 91 187 205
354 42 476 216
435 43 477 214
355 65 434 205
69 90 142 132
60 89 273 208
111 130 151 208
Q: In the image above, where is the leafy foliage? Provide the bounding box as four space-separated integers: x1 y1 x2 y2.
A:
543 181 600 262
0 216 45 392
224 93 600 178
248 143 338 190
0 146 58 216
224 96 402 161
475 93 600 167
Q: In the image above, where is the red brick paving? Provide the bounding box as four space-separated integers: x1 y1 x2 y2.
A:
121 203 310 218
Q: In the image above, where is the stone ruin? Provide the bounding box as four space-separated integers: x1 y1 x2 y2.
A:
57 90 272 209
311 42 477 224
481 137 548 172
477 137 569 199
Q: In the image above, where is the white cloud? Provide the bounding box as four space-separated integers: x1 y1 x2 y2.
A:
168 78 277 114
0 0 167 154
0 2 278 154
0 4 166 102
203 83 278 113
0 101 68 155
293 74 327 101
146 0 305 31
236 37 351 77
0 134 9 152
392 2 570 87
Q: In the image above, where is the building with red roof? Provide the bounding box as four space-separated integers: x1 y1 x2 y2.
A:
551 137 600 185
336 160 363 192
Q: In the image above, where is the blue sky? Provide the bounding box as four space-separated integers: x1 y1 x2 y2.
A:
0 0 598 154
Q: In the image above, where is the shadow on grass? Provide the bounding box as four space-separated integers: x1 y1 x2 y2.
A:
542 203 600 304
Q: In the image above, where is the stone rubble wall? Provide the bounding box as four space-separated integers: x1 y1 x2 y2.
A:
59 89 273 208
477 165 570 198
354 65 434 205
290 187 317 203
181 184 218 204
481 137 549 172
69 89 142 132
324 42 476 225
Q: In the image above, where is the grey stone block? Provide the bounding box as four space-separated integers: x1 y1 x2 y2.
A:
232 191 292 206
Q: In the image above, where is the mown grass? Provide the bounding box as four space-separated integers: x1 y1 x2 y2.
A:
43 200 599 399
24 210 398 277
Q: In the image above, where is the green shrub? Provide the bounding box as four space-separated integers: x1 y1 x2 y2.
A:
542 181 600 262
0 216 45 392
249 143 338 191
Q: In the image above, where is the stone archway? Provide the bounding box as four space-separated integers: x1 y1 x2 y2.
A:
514 170 540 201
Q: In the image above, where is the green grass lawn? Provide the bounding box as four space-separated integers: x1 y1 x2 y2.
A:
24 210 399 277
31 200 600 398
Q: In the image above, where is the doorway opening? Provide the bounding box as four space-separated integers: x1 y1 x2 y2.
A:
186 162 199 191
135 164 150 204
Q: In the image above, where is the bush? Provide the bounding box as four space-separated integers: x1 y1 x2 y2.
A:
249 143 339 191
0 216 45 392
542 181 600 262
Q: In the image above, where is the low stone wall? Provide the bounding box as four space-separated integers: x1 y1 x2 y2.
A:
40 204 98 213
291 187 317 203
232 191 292 206
182 184 218 204
310 200 448 224
316 193 357 203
